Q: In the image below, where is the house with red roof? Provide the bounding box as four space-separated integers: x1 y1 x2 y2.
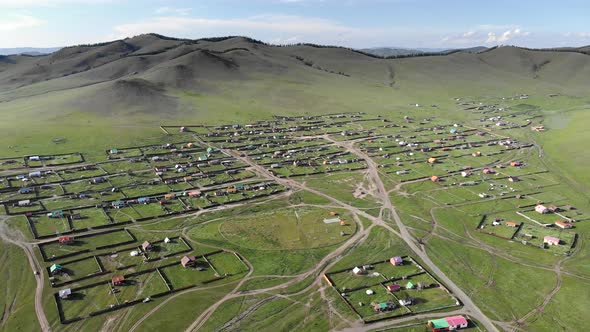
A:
386 284 401 292
58 236 74 244
427 315 468 331
112 276 125 286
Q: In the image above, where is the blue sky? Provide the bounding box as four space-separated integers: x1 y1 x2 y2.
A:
1 0 589 48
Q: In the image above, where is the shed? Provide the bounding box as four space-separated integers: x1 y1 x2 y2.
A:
164 193 176 200
137 197 150 204
112 276 125 286
28 171 41 178
506 221 518 228
427 157 437 164
352 266 366 275
164 237 171 243
180 255 197 268
406 281 415 289
430 175 440 182
58 288 72 299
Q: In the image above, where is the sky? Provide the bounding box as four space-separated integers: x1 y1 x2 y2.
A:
0 0 589 49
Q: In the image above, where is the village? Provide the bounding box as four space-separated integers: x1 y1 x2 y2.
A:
0 100 581 331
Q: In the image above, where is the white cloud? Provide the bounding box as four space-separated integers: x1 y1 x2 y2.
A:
486 28 530 44
155 6 192 16
0 14 44 32
441 26 531 46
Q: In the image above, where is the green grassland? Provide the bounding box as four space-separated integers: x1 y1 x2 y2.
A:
1 35 590 331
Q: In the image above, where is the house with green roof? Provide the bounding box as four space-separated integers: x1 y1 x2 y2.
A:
406 281 415 289
50 264 62 275
428 318 450 331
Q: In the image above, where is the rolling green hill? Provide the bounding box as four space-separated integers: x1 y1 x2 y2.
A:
0 34 589 157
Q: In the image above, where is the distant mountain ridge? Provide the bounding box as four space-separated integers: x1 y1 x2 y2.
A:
0 47 62 56
360 46 489 57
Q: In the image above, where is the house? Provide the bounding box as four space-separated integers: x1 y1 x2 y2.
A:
137 197 150 204
460 171 471 177
164 193 176 200
508 176 520 182
386 284 401 292
58 288 72 299
17 200 31 207
352 266 367 275
445 316 469 330
548 205 560 213
50 264 62 275
164 237 171 244
112 201 125 209
112 276 125 286
48 210 64 218
390 256 403 266
109 149 119 155
555 221 573 229
535 204 549 214
270 163 281 169
91 177 106 184
188 191 201 198
430 175 440 182
472 151 482 157
142 241 153 252
372 301 396 312
406 281 415 289
428 315 468 332
399 298 413 306
28 171 41 178
18 187 32 194
427 157 437 164
510 161 521 167
180 255 197 268
482 168 494 174
544 236 560 246
506 221 519 228
58 236 74 244
180 126 187 132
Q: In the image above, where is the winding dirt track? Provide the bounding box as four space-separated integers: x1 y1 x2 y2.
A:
174 136 499 332
0 219 51 332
